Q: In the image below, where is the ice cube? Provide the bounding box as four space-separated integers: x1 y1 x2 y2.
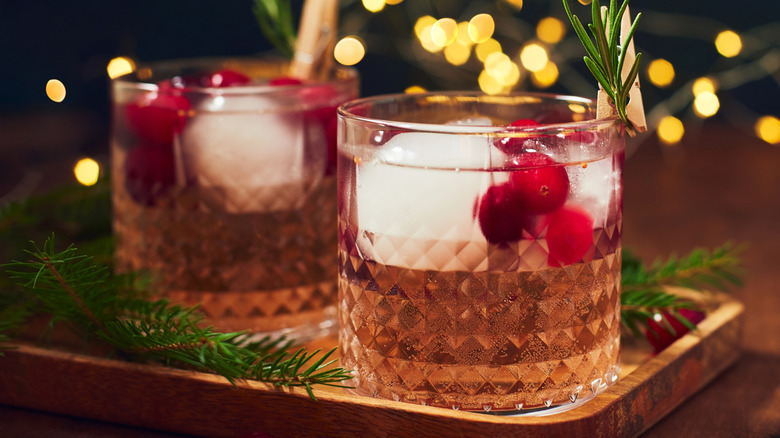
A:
355 132 506 271
179 94 308 212
566 155 614 227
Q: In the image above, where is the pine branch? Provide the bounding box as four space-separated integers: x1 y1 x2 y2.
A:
2 236 353 396
620 243 744 338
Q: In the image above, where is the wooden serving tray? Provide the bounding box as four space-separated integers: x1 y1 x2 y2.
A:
0 292 743 438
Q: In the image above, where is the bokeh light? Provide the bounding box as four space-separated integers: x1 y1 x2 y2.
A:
657 116 685 145
468 14 495 44
692 77 718 96
444 41 471 65
107 57 135 79
431 18 458 47
405 85 427 94
693 91 720 117
334 37 366 66
532 61 559 88
536 17 566 44
385 0 403 4
475 38 502 62
755 116 780 144
362 0 385 13
46 79 66 102
715 30 742 58
478 69 503 95
504 0 523 10
74 158 100 186
519 43 548 72
647 59 675 87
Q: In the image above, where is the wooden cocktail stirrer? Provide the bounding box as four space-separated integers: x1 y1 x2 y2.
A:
289 0 338 80
596 6 647 134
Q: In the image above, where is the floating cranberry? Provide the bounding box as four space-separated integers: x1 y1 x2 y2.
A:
507 152 569 215
269 76 304 86
125 92 190 146
124 145 176 206
476 184 528 243
495 119 541 154
546 206 594 266
645 308 706 354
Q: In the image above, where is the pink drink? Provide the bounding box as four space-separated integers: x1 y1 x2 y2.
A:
337 93 623 412
111 58 358 340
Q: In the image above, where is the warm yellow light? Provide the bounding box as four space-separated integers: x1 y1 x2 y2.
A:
468 14 495 44
431 18 458 47
715 30 742 58
414 16 437 38
485 53 518 86
692 77 717 96
385 0 403 4
647 59 675 87
478 69 504 95
46 79 66 102
418 24 443 53
334 37 365 66
503 62 521 87
444 41 471 66
536 17 566 44
520 43 549 72
755 116 780 144
405 85 427 94
362 0 385 13
657 116 684 145
504 0 523 10
107 57 136 79
74 158 100 186
456 22 473 46
578 0 593 4
475 38 502 62
532 61 559 88
693 91 720 117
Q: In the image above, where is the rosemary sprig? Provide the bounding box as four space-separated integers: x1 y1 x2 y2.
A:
620 244 744 338
253 0 297 58
2 236 352 397
563 0 643 133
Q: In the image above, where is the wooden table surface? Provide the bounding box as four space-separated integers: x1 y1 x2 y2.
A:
1 115 778 437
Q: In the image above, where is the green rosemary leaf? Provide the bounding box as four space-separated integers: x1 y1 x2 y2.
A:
252 0 296 58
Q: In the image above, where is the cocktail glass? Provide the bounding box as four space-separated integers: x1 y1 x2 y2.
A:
337 92 623 413
111 57 358 341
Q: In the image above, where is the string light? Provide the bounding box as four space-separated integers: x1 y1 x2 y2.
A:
468 14 495 44
657 116 685 145
385 0 403 4
519 43 548 72
362 0 385 13
715 30 742 58
107 57 135 79
478 69 503 95
414 16 436 38
444 41 471 65
693 91 720 117
431 18 458 47
46 79 66 102
335 37 366 66
503 0 523 10
647 59 675 87
536 17 566 44
73 158 100 186
755 116 780 144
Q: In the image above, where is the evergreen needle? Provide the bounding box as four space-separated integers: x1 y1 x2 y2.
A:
563 0 643 133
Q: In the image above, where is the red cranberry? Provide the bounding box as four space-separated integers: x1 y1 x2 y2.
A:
123 145 176 206
204 69 251 87
507 152 569 215
125 92 190 146
269 76 304 86
495 119 541 154
546 206 594 266
645 308 706 354
476 184 528 243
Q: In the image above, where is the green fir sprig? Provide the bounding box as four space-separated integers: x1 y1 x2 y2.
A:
620 244 744 338
563 0 642 134
253 0 297 58
2 236 352 399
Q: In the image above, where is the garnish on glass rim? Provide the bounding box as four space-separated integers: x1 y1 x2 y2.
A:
563 0 647 135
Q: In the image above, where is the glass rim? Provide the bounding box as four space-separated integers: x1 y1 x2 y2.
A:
112 56 359 95
338 91 622 134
